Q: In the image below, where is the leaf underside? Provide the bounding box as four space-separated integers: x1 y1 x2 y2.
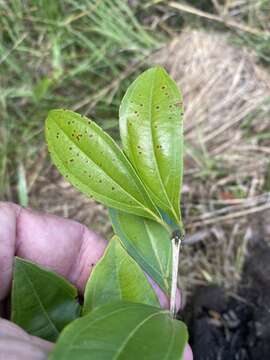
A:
83 236 159 314
119 66 183 225
11 257 81 342
49 302 188 360
109 209 172 295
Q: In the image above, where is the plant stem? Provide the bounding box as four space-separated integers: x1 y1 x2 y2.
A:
170 231 183 317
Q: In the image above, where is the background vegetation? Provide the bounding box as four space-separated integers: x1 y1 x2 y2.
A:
1 0 270 296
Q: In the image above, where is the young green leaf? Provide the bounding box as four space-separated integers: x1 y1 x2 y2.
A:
83 236 159 314
119 66 183 226
11 257 81 342
109 209 172 295
49 302 188 360
46 109 159 221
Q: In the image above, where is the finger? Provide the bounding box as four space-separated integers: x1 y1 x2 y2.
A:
0 202 107 300
0 202 180 311
184 344 193 360
0 318 53 359
146 274 181 310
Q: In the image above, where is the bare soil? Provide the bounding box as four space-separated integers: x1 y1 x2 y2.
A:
181 211 270 359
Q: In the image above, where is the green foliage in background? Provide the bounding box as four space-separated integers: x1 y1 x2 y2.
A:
0 0 160 201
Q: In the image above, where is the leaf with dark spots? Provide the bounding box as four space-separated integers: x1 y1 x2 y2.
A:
119 67 184 227
46 109 160 220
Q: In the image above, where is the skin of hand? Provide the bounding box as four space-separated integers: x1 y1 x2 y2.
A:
0 202 193 360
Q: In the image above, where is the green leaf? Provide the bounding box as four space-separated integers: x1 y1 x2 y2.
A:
11 257 81 342
109 209 172 295
119 66 183 226
46 109 159 221
83 236 159 314
49 302 188 360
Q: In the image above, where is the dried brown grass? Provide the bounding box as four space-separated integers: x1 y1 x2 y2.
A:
30 29 270 299
152 29 270 298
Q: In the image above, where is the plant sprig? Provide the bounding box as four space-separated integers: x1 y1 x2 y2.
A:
12 67 188 359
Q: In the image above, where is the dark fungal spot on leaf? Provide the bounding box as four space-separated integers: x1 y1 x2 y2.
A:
156 105 160 110
140 103 143 107
69 159 74 163
112 187 115 191
75 133 83 141
69 147 72 151
161 85 166 90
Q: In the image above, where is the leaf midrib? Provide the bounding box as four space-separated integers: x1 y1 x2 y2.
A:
112 311 167 359
163 78 182 214
112 210 168 292
148 70 178 219
143 219 169 291
19 263 59 337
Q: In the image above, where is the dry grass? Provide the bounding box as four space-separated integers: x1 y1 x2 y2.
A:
29 165 111 238
152 29 270 299
28 28 270 301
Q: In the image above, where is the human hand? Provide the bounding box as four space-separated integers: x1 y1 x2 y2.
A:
0 202 192 359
